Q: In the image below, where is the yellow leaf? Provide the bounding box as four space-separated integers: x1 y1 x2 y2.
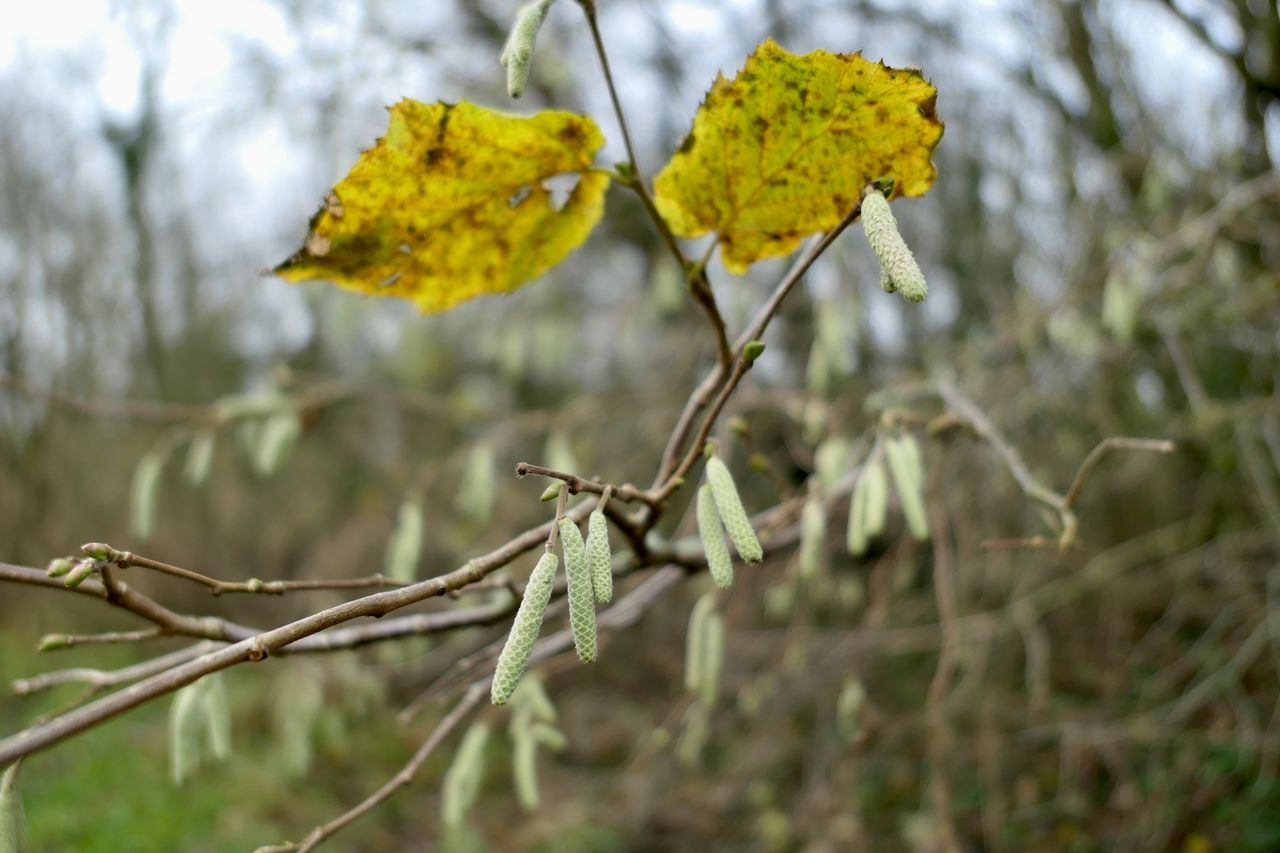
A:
275 100 610 313
654 39 943 274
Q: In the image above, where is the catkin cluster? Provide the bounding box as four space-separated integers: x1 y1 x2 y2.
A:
844 434 930 556
491 502 616 706
861 189 928 302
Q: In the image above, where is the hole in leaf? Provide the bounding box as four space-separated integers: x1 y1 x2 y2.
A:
542 172 582 212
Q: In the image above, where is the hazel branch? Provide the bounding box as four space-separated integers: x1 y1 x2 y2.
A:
82 543 407 596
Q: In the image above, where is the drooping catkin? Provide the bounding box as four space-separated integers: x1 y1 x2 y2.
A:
700 613 725 707
184 430 215 487
510 723 539 810
456 443 495 525
861 190 927 302
0 761 23 853
886 434 929 540
696 485 734 589
847 458 889 556
384 496 424 584
836 678 867 743
130 448 165 542
705 456 763 564
798 494 827 578
585 509 613 604
442 722 491 827
203 673 231 761
491 550 558 705
558 517 598 664
684 593 715 693
500 0 556 99
169 682 205 785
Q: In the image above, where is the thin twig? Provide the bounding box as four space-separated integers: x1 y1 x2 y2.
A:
925 502 962 853
1063 437 1176 509
89 543 406 596
257 685 487 853
37 627 162 650
514 462 652 505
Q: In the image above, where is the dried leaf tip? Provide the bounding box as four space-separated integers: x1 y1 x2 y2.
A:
861 189 928 303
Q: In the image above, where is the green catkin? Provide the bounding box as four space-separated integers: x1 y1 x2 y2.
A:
836 678 867 743
203 673 231 761
529 721 568 751
558 517 598 663
684 593 715 693
254 412 301 476
847 458 889 556
700 613 725 707
169 682 205 785
676 702 710 768
184 430 215 487
384 496 424 584
585 509 613 604
456 443 496 525
705 456 763 564
696 485 734 589
273 665 323 778
886 435 929 540
442 722 491 827
491 551 559 705
511 674 557 723
798 494 826 578
130 448 165 542
814 438 850 491
0 762 24 853
861 190 927 302
511 725 539 810
863 459 889 538
500 0 555 99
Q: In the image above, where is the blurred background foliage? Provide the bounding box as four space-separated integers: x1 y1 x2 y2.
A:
2 0 1279 850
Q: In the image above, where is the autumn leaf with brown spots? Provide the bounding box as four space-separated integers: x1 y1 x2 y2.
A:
654 39 943 274
275 100 610 313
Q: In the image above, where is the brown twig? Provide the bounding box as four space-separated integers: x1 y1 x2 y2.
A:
86 543 407 596
514 462 653 506
257 685 487 853
936 376 1174 548
0 501 597 766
